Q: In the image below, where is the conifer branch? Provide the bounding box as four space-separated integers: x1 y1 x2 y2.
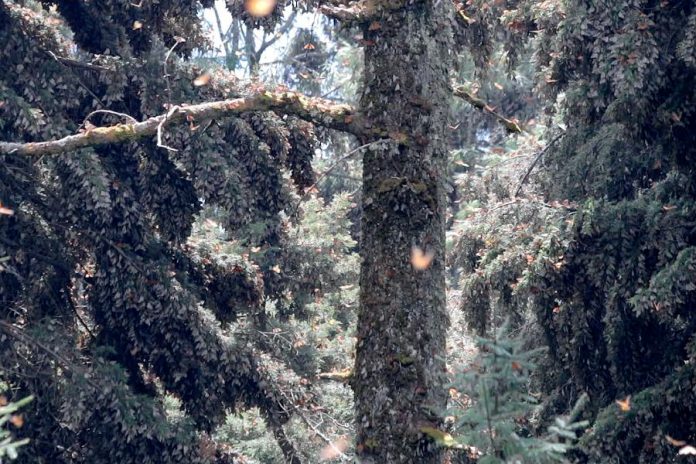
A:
0 86 524 156
0 321 100 390
320 0 424 23
452 84 523 134
0 91 359 156
319 3 372 22
51 54 114 73
513 131 564 197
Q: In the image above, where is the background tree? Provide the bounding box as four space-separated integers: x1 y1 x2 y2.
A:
450 1 696 462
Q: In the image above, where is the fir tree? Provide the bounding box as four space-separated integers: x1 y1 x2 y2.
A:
0 0 514 461
451 1 696 462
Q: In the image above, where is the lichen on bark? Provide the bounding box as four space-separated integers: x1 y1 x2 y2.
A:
352 0 454 462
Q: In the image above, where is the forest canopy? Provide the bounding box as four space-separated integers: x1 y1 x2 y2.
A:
1 0 696 463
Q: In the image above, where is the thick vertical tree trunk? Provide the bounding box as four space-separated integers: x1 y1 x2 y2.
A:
353 1 453 462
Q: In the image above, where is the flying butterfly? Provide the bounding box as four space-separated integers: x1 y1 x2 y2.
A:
245 0 276 17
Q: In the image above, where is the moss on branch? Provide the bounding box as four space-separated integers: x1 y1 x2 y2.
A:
0 91 359 156
0 86 522 157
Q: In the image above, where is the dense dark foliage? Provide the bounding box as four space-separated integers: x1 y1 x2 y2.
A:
452 1 696 462
0 1 343 461
3 0 696 462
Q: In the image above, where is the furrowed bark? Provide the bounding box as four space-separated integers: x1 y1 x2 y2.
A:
352 0 453 462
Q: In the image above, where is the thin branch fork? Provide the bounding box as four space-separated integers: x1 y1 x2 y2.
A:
297 411 351 461
0 91 358 157
452 84 523 134
288 139 388 219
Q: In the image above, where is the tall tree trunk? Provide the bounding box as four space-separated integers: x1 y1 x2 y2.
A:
353 1 453 462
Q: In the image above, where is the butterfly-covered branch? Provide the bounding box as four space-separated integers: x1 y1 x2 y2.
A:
319 3 373 22
319 0 425 23
0 91 359 156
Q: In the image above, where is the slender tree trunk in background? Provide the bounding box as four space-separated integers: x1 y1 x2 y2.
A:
353 1 453 462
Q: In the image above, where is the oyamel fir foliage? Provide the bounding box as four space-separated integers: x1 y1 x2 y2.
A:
452 0 696 462
4 0 696 462
0 0 455 461
0 1 359 462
